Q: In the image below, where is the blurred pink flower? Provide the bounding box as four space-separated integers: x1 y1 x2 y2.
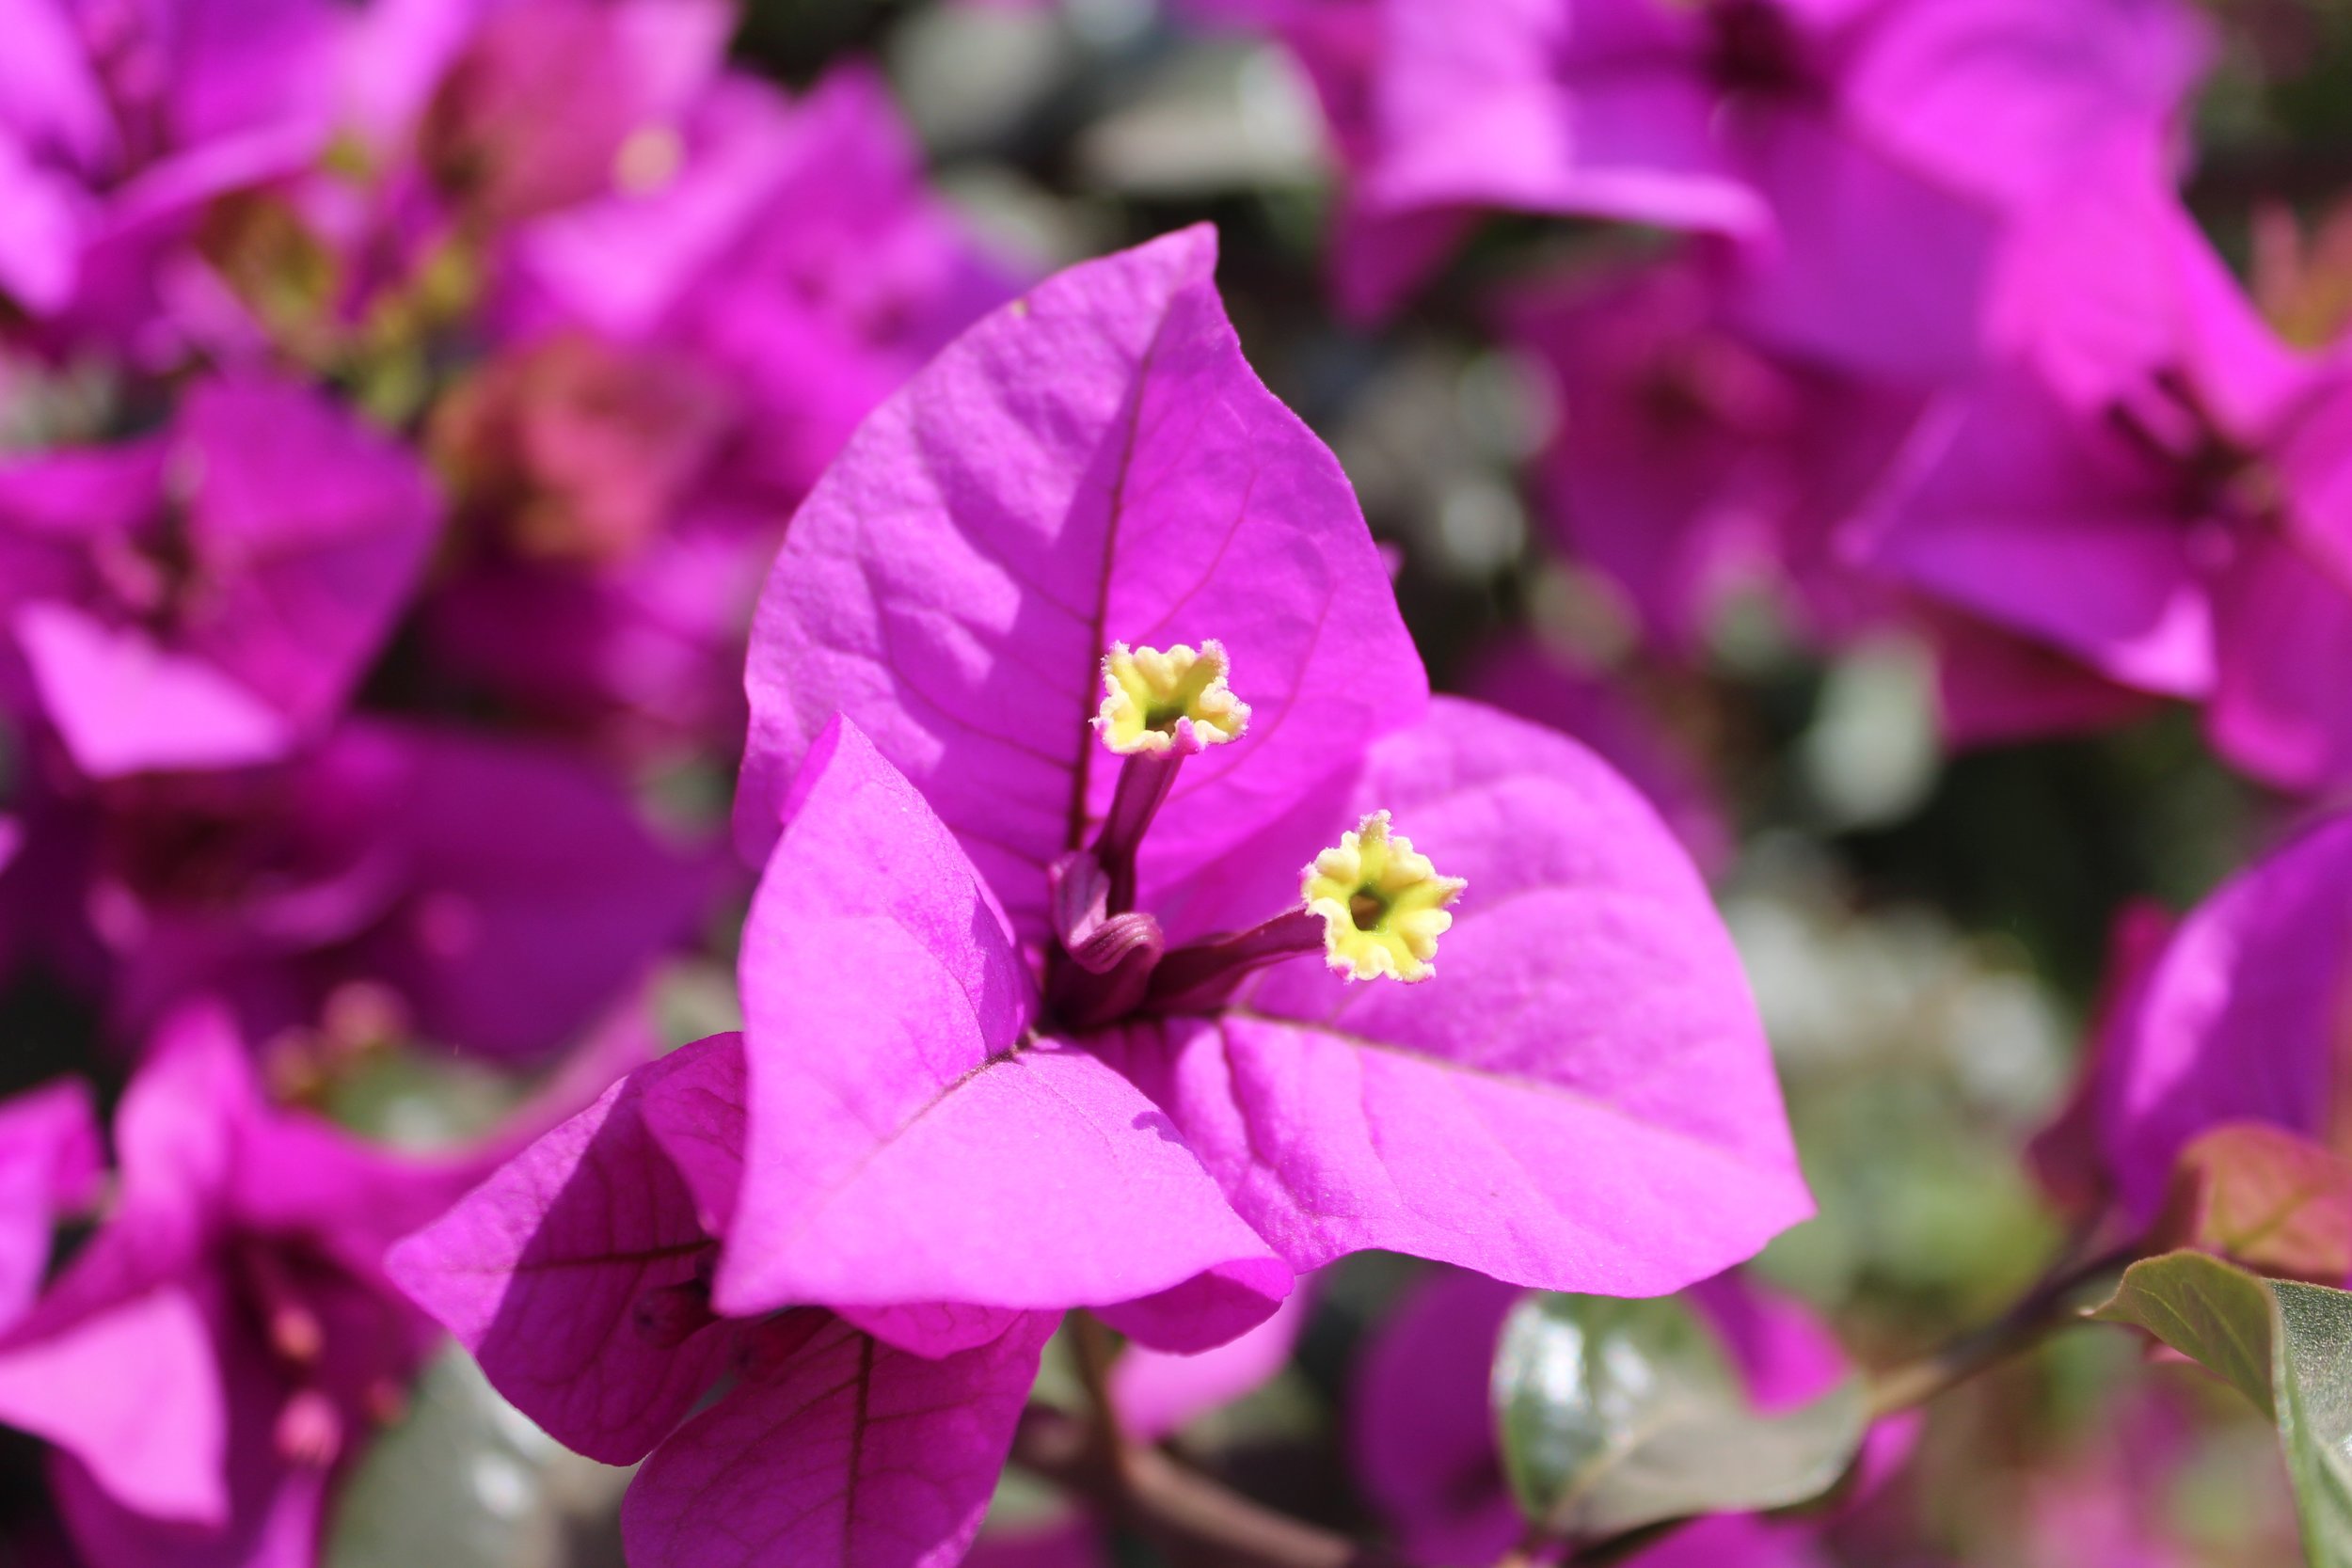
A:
1192 0 2206 325
0 372 438 780
0 1005 497 1568
2066 812 2352 1225
0 1081 103 1326
1 720 720 1060
418 62 1019 753
1505 251 1917 656
0 0 341 330
1854 135 2352 786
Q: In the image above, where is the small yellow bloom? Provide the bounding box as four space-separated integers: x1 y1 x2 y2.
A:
1302 812 1465 983
1094 641 1251 755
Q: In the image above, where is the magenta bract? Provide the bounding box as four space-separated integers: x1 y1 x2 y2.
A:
2084 814 2352 1222
735 228 1809 1343
391 1031 1057 1568
0 719 718 1060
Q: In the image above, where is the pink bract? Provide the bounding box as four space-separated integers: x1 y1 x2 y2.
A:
0 1081 103 1326
2084 813 2352 1223
391 1031 1059 1568
727 719 1291 1352
735 228 1808 1344
0 720 719 1060
1503 252 1917 657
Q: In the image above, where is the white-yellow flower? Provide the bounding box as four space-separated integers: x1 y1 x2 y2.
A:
1093 641 1251 755
1301 811 1465 983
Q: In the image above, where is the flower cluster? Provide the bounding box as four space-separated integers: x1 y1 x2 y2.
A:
0 0 1027 1560
394 225 1808 1568
1177 0 2352 1281
1200 0 2352 788
0 0 1010 1064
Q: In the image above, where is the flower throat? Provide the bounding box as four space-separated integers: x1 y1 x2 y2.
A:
1043 641 1464 1030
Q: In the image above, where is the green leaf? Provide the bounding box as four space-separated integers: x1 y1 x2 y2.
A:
2090 1249 2278 1413
325 1348 627 1568
1492 1292 1869 1544
2092 1250 2352 1565
2275 1283 2352 1565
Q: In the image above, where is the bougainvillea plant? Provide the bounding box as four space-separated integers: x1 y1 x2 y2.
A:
3 0 2352 1565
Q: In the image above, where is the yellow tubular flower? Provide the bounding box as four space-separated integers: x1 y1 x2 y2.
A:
1094 640 1251 755
1302 811 1466 983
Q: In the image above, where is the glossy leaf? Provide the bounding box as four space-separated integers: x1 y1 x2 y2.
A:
2092 1250 2352 1564
1492 1292 1868 1544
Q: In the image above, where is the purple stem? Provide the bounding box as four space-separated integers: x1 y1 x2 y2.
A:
1091 752 1182 914
1145 909 1325 1014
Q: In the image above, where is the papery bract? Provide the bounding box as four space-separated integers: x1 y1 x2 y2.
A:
1112 1280 1315 1442
737 228 1806 1344
726 718 1291 1351
390 1031 1058 1568
2085 813 2352 1223
0 0 339 330
1462 639 1730 876
421 61 1013 753
520 61 1013 492
1197 0 2205 324
1915 607 2163 748
411 0 732 228
737 224 1425 942
1099 697 1804 1290
1504 252 1916 657
392 1035 758 1467
621 1313 1054 1568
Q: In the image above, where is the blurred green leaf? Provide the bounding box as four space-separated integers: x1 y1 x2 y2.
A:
2093 1250 2352 1565
1492 1292 1868 1544
324 1049 525 1148
326 1347 622 1568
